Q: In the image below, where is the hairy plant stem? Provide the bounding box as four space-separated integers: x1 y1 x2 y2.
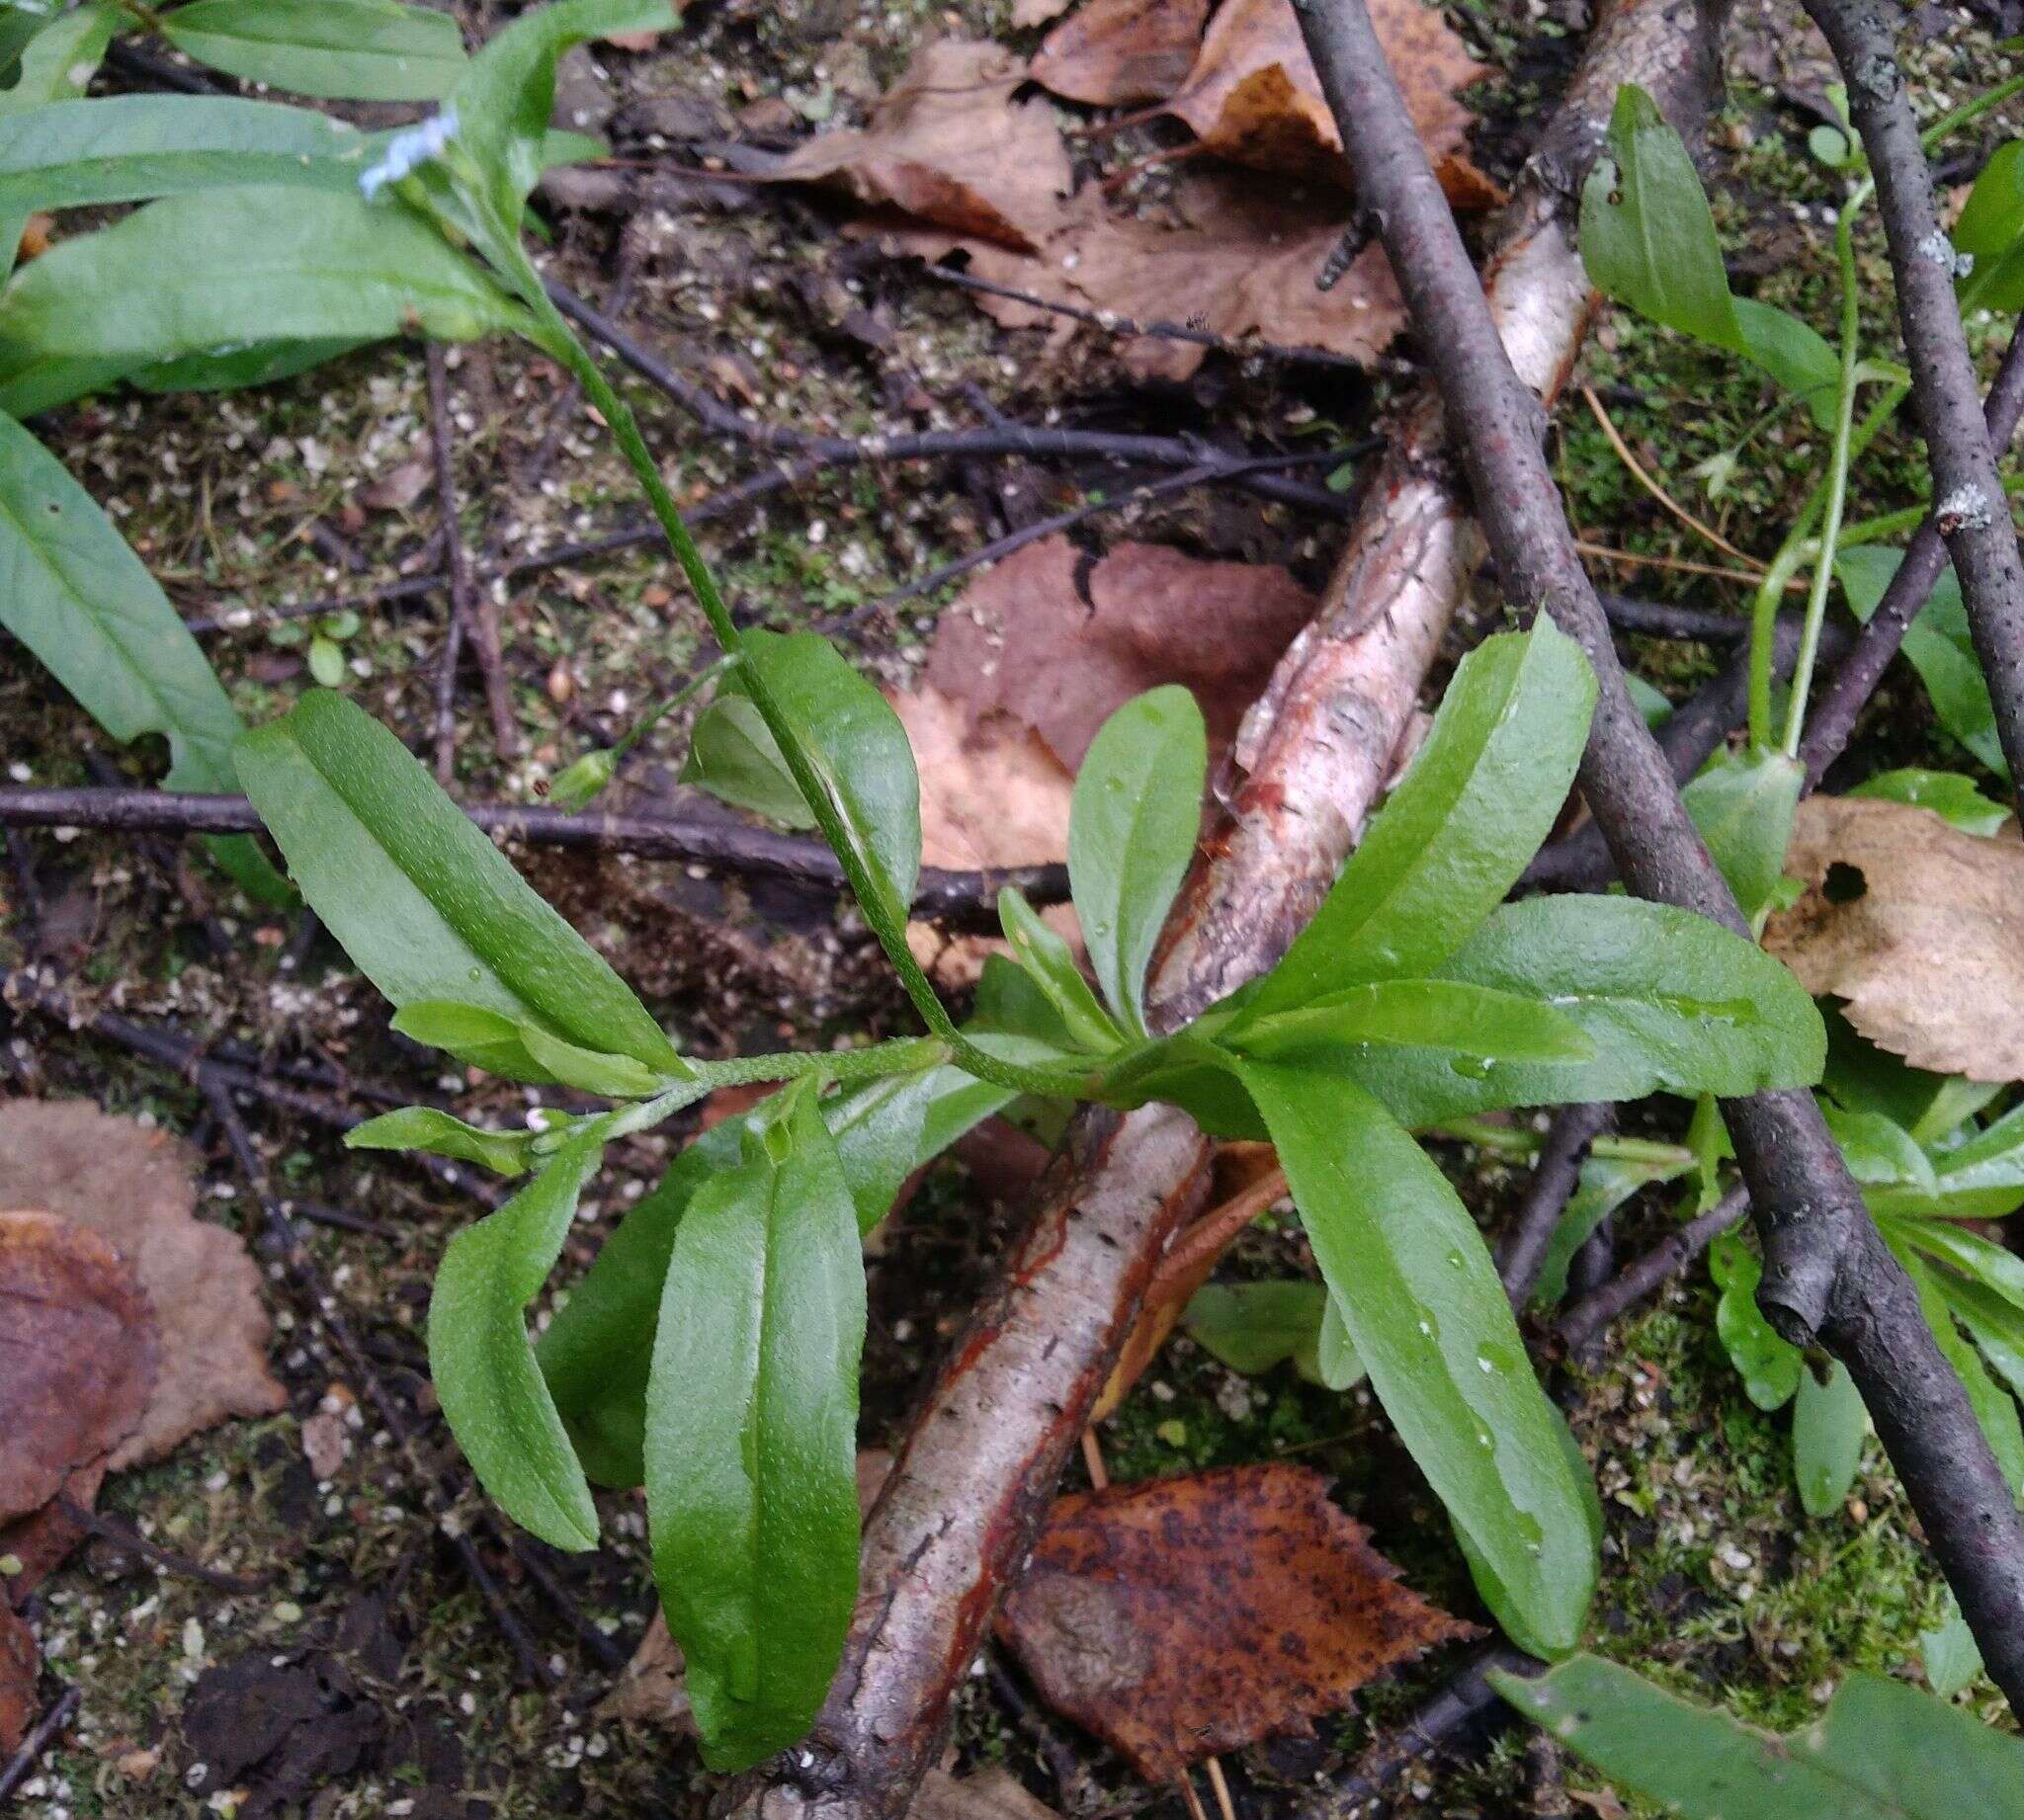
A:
510 273 1074 1099
1782 189 1867 755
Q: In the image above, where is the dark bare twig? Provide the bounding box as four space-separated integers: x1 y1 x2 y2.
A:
544 279 1356 518
1799 320 2024 788
1519 610 1845 893
822 443 1379 630
1557 1184 1749 1356
0 787 1066 928
1297 1646 1537 1820
0 1686 79 1803
53 1494 267 1593
1297 0 2024 1711
1497 1105 1610 1309
428 345 518 777
1803 0 2024 814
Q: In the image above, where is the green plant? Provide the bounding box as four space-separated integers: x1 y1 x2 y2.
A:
1496 1650 2024 1816
0 4 1839 1773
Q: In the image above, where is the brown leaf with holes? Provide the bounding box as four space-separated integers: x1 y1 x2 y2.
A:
0 1211 158 1526
1763 797 2024 1081
0 1600 36 1751
925 532 1316 771
1032 0 1210 105
1164 0 1493 204
996 1463 1477 1780
775 41 1073 251
0 1100 286 1469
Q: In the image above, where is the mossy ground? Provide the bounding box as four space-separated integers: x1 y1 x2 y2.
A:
3 1 2022 1816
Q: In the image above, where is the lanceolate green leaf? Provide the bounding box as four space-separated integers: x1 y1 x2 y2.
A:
645 1082 867 1770
346 1105 536 1176
540 1064 977 1488
1232 978 1594 1067
1956 138 2024 313
1495 1653 2024 1819
1312 895 1824 1127
411 0 672 250
997 884 1122 1054
0 97 377 214
1681 746 1803 924
1067 685 1207 1035
680 694 817 829
1240 618 1593 1019
1239 1058 1595 1657
1580 85 1836 426
1710 1227 1802 1410
161 0 468 101
1183 1281 1327 1373
0 186 529 416
734 629 922 943
1838 547 2005 778
1791 1359 1865 1518
0 411 285 901
235 690 683 1078
429 1135 611 1552
0 3 116 284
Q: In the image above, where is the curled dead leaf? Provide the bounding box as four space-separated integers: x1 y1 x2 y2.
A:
0 1100 286 1470
1164 0 1493 203
1763 796 2024 1081
1032 0 1210 106
0 1210 158 1526
996 1462 1478 1780
775 41 1073 251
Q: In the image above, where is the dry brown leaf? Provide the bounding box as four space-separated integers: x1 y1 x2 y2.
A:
0 1210 158 1525
1031 0 1210 106
1164 0 1493 203
996 1462 1477 1780
1013 0 1073 25
914 1767 1062 1820
925 533 1316 771
876 166 1406 380
1763 796 2024 1081
0 1100 287 1468
0 1600 36 1752
889 684 1078 986
0 1463 103 1605
775 41 1073 251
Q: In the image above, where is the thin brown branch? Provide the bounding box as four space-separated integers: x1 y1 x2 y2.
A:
428 344 517 777
1296 0 2024 1712
0 787 1065 931
1557 1184 1749 1357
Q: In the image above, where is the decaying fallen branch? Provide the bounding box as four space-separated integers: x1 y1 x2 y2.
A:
1295 0 2024 1712
723 5 1727 1814
0 786 1064 930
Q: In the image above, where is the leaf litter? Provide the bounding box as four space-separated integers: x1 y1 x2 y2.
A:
0 1099 286 1747
770 0 1498 379
1764 795 2024 1081
994 1461 1477 1781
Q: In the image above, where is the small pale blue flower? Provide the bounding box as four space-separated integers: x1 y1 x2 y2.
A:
360 105 462 200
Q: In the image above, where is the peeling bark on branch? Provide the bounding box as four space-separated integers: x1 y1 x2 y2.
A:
722 5 1728 1813
1293 0 2024 1715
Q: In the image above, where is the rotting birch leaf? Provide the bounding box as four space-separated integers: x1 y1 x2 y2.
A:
995 1462 1478 1781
